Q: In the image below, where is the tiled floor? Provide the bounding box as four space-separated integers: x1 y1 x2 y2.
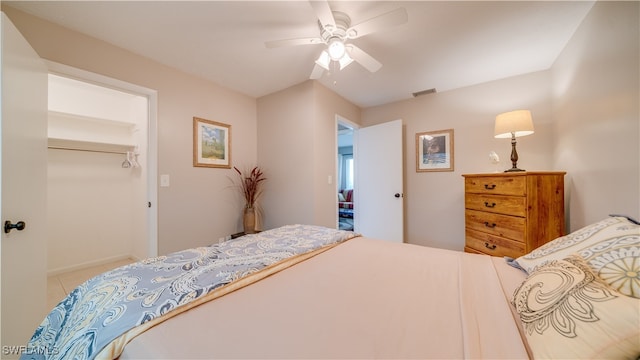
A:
47 258 135 309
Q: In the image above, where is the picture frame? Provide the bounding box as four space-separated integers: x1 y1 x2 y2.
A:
416 129 454 172
193 117 231 168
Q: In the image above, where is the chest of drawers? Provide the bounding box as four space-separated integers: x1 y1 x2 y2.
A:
462 172 565 257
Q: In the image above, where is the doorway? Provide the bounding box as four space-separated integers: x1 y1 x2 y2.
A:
46 63 158 275
336 117 357 231
335 118 404 242
355 119 404 242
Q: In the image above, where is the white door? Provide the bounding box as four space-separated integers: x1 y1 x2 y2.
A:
1 13 48 351
355 119 404 242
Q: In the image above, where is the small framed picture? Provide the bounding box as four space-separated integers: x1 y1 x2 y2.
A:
193 117 231 168
416 129 454 172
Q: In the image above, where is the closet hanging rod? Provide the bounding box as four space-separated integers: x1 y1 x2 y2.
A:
47 145 128 155
47 138 136 155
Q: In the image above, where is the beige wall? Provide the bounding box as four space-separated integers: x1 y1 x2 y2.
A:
257 81 360 230
312 82 361 227
3 6 258 255
362 71 555 250
256 81 315 229
551 1 639 230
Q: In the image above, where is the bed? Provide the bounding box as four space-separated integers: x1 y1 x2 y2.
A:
22 219 640 359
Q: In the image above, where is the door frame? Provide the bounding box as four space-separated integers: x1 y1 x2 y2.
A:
335 115 359 230
45 61 159 258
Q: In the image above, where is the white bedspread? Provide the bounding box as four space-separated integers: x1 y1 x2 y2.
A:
119 237 529 359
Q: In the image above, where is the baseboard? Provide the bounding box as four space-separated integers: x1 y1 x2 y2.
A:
47 254 138 277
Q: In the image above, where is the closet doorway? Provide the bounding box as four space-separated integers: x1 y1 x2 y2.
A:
336 117 357 231
46 63 158 275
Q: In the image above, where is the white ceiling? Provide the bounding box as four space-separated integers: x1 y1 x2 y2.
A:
6 1 595 108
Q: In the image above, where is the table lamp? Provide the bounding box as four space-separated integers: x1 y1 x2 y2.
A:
494 110 534 172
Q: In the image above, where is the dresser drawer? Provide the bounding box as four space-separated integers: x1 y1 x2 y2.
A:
465 176 526 196
465 209 525 242
465 228 526 258
465 194 526 217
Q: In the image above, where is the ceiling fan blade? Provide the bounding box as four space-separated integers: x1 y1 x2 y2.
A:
265 37 323 48
346 8 408 39
310 63 325 79
309 0 336 29
347 45 382 73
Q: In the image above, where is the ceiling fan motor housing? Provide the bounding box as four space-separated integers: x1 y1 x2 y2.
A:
319 11 354 42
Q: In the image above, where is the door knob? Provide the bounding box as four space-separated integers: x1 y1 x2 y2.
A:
394 193 402 198
4 220 25 234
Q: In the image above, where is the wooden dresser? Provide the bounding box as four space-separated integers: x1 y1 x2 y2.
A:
462 172 566 258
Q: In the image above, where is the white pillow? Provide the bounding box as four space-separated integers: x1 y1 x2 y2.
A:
512 255 640 359
514 216 638 271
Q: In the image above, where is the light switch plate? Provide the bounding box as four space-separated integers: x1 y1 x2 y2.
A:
160 174 170 187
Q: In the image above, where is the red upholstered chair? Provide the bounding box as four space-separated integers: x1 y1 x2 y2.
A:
338 189 353 209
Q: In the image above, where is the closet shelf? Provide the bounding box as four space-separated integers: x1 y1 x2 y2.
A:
48 138 136 155
48 110 138 129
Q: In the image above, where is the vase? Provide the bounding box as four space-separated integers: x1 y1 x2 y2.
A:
243 206 256 234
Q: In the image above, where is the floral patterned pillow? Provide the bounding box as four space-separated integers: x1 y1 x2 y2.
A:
576 230 640 298
512 256 640 359
513 216 640 298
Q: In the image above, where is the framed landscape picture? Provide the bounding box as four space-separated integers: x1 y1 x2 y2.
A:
416 129 454 172
193 117 231 168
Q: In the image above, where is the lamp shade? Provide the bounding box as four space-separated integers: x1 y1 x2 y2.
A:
494 110 534 138
338 53 354 70
315 50 331 70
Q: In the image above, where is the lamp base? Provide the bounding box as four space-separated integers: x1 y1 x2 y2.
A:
504 167 526 172
505 133 525 173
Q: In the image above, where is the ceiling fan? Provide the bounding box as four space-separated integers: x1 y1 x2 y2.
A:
265 1 408 79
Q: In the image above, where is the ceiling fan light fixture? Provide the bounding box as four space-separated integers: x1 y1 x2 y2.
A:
315 50 331 70
339 53 354 70
327 38 346 60
269 3 409 80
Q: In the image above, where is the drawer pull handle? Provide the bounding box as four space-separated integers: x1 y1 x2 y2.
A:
484 202 496 208
484 184 496 190
484 221 497 228
485 242 497 250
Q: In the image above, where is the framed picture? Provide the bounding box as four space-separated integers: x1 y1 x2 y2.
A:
193 117 231 168
416 129 454 172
